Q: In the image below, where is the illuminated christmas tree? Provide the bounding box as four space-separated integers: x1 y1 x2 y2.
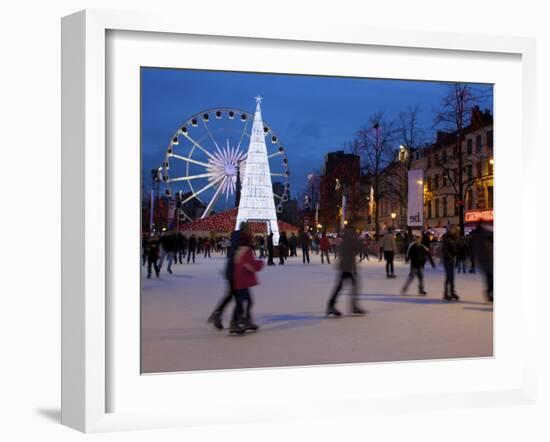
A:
235 96 280 245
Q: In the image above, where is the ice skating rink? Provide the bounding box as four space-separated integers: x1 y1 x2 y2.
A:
141 253 493 373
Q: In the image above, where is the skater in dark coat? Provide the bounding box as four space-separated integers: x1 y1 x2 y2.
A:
267 232 275 265
289 233 298 257
299 229 311 264
278 232 289 265
441 225 460 301
187 234 197 263
456 235 468 273
470 222 493 302
146 234 160 278
326 226 366 317
401 235 435 296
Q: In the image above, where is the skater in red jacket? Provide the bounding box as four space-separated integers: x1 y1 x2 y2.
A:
230 231 264 334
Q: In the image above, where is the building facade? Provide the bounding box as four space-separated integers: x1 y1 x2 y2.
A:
364 106 494 233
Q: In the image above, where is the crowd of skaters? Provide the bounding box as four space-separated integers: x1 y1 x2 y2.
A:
142 221 493 336
142 230 232 278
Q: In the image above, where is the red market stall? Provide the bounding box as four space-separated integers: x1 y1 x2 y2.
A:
178 208 299 237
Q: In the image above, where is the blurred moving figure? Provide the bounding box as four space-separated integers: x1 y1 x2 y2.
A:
320 232 331 264
441 225 460 301
299 229 311 264
231 231 264 335
470 222 494 303
278 231 289 265
401 235 435 296
187 234 197 263
326 226 366 317
267 232 275 266
145 234 160 279
456 235 468 273
381 228 397 278
207 222 250 330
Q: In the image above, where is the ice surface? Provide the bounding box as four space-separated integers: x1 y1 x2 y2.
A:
141 251 493 373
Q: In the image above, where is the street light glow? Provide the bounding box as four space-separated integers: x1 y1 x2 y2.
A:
391 212 396 219
417 179 423 185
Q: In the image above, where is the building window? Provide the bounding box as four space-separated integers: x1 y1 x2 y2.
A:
488 160 494 176
442 174 447 188
427 155 432 168
434 174 439 189
466 165 473 182
434 153 439 165
476 162 482 178
442 150 447 163
428 200 432 219
467 189 474 210
426 176 431 190
488 186 493 209
487 130 493 148
453 169 458 184
442 197 448 217
476 134 482 153
467 139 473 155
454 197 459 216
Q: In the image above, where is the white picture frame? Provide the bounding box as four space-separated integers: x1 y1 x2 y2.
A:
61 9 537 433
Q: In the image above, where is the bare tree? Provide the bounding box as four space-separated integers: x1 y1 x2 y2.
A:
354 112 396 237
432 83 492 235
382 106 427 224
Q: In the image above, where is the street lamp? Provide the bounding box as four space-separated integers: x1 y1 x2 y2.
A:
391 212 396 229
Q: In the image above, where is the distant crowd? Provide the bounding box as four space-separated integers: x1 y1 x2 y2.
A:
142 222 493 335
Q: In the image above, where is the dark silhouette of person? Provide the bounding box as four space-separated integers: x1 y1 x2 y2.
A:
326 226 366 317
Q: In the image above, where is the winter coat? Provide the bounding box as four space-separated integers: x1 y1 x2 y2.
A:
320 236 331 252
441 233 458 262
233 246 264 290
299 232 310 249
381 233 396 252
470 226 493 272
338 229 360 273
406 242 435 268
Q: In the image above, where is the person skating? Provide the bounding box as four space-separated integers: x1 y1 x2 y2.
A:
267 232 275 265
456 235 468 273
326 225 366 317
203 237 212 258
320 232 331 264
257 235 266 259
177 232 187 264
381 228 397 278
207 223 251 330
187 234 197 263
158 230 177 274
441 225 460 301
299 229 310 264
470 222 493 303
141 233 148 266
289 233 298 257
278 231 289 265
401 235 435 296
230 231 264 334
146 234 160 278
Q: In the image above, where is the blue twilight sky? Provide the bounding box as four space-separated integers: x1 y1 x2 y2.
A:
141 68 493 208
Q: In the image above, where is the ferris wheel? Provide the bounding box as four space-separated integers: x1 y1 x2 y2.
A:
159 107 290 221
